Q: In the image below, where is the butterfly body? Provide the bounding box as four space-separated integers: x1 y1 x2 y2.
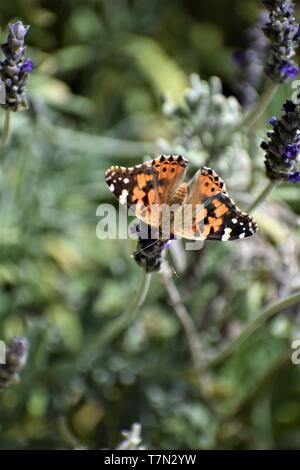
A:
105 155 258 241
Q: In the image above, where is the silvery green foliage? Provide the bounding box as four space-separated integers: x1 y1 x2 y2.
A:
116 423 146 450
157 74 263 190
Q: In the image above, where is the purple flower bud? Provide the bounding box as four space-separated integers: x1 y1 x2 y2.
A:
21 59 33 73
9 21 30 40
279 61 298 79
268 116 278 126
289 171 300 183
284 143 298 157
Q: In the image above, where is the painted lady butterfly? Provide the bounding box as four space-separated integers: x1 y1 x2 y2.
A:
105 155 258 241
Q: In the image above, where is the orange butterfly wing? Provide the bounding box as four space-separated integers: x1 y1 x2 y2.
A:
105 155 188 230
174 167 258 240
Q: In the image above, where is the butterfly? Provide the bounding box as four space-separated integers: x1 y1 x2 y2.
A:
105 155 258 241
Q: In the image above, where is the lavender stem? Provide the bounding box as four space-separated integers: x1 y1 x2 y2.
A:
1 110 11 146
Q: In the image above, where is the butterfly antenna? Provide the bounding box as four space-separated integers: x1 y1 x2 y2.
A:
166 247 179 278
131 239 160 258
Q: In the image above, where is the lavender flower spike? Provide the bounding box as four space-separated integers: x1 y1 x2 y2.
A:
0 21 32 112
263 0 300 83
234 11 269 107
261 100 300 183
0 337 29 390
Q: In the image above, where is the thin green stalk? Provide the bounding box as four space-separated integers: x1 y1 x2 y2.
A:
247 180 277 213
78 271 151 367
229 352 291 417
97 271 151 347
1 110 11 147
57 417 86 450
237 82 278 132
160 263 215 403
160 267 203 373
208 292 300 368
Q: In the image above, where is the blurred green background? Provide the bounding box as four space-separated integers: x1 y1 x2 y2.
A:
1 0 300 450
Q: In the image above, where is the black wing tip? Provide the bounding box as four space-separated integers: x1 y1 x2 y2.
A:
225 212 259 240
158 154 188 164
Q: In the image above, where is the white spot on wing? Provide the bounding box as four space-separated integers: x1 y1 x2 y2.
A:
222 233 231 241
221 228 232 241
119 189 129 205
109 184 114 192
